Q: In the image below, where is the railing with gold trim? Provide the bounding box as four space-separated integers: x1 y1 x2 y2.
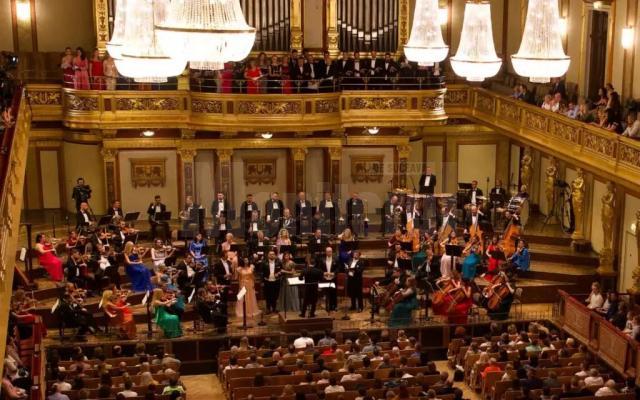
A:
25 85 448 132
556 290 638 380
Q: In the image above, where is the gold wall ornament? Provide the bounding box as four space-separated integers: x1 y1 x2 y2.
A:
583 131 618 158
191 99 223 114
396 145 412 159
475 93 496 114
597 181 616 275
93 0 110 55
421 95 444 111
549 119 581 144
545 156 558 223
216 149 234 162
129 158 167 188
498 101 521 125
65 93 98 112
291 147 308 161
444 89 470 105
181 129 196 139
100 148 118 162
327 146 342 160
525 111 547 133
244 158 277 185
349 97 407 110
325 0 339 57
350 155 385 184
238 101 301 114
571 168 586 241
619 142 640 168
28 89 61 106
115 97 180 111
315 99 340 113
178 148 197 163
398 0 410 49
520 147 533 193
290 0 303 51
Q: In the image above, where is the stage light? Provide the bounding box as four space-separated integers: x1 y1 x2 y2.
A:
367 127 380 135
141 130 155 137
261 132 273 139
593 1 602 10
622 27 635 50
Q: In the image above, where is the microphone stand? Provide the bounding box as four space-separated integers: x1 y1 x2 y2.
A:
52 214 56 238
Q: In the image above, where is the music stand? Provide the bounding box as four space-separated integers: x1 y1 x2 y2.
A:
279 245 293 256
124 212 140 227
398 258 412 270
458 183 473 190
400 241 413 252
445 244 463 274
97 215 112 227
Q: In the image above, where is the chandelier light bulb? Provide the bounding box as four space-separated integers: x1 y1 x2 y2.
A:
367 127 380 135
622 27 635 50
261 132 273 139
141 130 155 137
156 0 256 65
438 7 448 25
404 0 449 65
511 0 570 83
450 1 502 82
115 0 187 82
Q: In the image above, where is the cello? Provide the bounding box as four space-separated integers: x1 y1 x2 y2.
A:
500 212 521 258
482 273 512 311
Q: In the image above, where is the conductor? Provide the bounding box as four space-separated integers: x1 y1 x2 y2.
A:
299 262 323 318
419 167 437 195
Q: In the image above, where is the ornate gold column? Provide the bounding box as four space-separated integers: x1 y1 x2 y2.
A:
396 145 411 189
398 0 410 51
290 0 303 51
326 0 339 57
291 147 307 194
327 147 342 194
622 0 637 100
597 181 616 276
216 149 233 204
101 148 118 206
520 147 533 193
93 0 110 55
178 148 197 208
629 211 640 294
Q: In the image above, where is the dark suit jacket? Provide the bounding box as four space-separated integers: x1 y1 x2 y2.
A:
213 259 234 285
308 236 329 256
76 210 95 228
419 174 437 195
315 255 339 281
260 259 283 281
490 187 507 205
147 203 167 222
319 199 339 220
363 58 383 77
319 60 337 79
211 199 230 219
265 200 285 219
65 257 85 279
381 60 399 78
291 64 311 83
344 258 364 281
294 200 313 220
107 207 124 218
240 201 259 221
464 212 487 229
300 265 323 287
466 188 484 204
346 198 364 218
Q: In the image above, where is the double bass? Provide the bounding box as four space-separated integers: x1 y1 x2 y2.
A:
499 213 521 258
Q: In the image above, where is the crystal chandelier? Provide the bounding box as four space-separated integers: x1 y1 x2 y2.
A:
155 0 256 65
511 0 570 83
115 0 187 83
450 1 502 82
106 0 127 59
404 0 449 66
190 61 225 71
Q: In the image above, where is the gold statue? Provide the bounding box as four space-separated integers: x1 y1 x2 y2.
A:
520 147 532 192
630 211 640 293
544 157 558 222
571 168 585 240
598 182 615 274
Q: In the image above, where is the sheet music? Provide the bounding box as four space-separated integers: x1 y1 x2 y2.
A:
237 287 247 300
319 282 336 289
288 277 306 285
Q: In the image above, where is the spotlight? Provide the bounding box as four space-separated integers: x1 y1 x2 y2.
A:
261 132 273 139
367 127 380 135
141 130 155 137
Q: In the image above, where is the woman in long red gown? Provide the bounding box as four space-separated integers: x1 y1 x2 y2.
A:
73 47 90 90
89 48 104 90
281 56 293 94
101 289 136 339
484 235 502 281
220 62 234 93
244 59 262 94
432 270 473 324
34 234 63 281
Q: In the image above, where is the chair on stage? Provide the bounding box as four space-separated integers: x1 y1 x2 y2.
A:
512 287 524 319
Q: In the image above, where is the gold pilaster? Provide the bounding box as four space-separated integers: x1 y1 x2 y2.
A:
93 0 110 56
571 168 586 242
216 149 234 204
101 148 118 206
597 181 616 276
396 144 411 189
326 0 339 57
327 147 342 194
290 0 303 51
630 211 640 294
398 0 410 51
178 148 197 206
292 147 307 194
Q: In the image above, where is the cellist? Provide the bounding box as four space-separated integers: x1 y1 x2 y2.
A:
464 205 486 248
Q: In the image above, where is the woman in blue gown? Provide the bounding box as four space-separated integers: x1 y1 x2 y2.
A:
188 233 208 267
151 289 182 338
123 242 153 292
389 277 419 327
338 228 356 265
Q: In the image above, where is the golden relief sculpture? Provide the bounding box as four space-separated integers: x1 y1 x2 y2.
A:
619 143 640 168
520 147 533 193
65 93 98 112
630 211 640 294
93 0 110 54
28 90 61 105
349 97 407 110
545 157 558 222
315 100 340 114
598 181 615 274
475 93 495 114
130 158 167 188
421 95 444 111
498 101 520 124
571 168 585 241
584 131 617 158
238 101 301 114
525 111 547 132
244 158 277 185
350 155 385 183
549 120 580 144
444 89 469 105
191 99 223 114
115 98 180 111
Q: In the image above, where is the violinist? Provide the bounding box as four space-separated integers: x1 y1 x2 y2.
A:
91 228 112 251
484 235 503 281
100 289 136 339
65 231 79 254
509 239 530 272
94 243 120 289
461 243 481 281
35 233 63 282
388 242 409 271
58 283 99 339
107 200 124 221
113 220 139 252
10 289 40 333
66 248 94 290
175 254 196 292
76 201 96 233
151 239 175 270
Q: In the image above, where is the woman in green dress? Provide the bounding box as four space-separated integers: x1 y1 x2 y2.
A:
389 277 419 327
151 288 182 338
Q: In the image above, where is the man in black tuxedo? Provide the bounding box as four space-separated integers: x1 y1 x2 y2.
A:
380 52 399 89
71 177 92 211
244 209 264 241
419 167 437 195
291 57 311 93
336 51 353 79
294 191 313 235
346 192 364 235
106 200 124 220
66 248 90 289
76 201 96 232
181 195 201 232
305 54 321 92
213 251 234 310
265 192 285 238
319 51 338 92
364 50 384 89
210 192 230 222
382 194 402 234
316 246 339 312
299 261 323 318
147 195 169 240
308 229 329 258
240 193 259 237
464 205 487 234
260 250 282 314
345 51 364 89
319 192 339 234
490 179 507 207
466 180 484 206
345 250 365 311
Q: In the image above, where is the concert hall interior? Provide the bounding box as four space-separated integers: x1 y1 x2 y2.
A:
3 0 640 399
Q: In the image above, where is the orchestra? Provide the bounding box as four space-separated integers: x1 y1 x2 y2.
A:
30 174 528 338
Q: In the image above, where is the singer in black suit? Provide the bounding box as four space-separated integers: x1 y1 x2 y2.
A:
210 192 230 221
490 179 507 207
239 194 259 237
260 250 282 314
319 192 340 234
76 202 95 232
147 195 169 240
316 247 339 312
345 251 365 311
308 229 329 258
212 252 234 310
346 193 364 234
294 192 313 235
419 167 437 195
265 192 285 238
299 262 323 318
466 180 484 205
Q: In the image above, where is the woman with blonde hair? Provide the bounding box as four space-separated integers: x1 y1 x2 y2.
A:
101 289 136 339
140 371 158 386
338 228 355 264
123 242 152 292
151 289 182 338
